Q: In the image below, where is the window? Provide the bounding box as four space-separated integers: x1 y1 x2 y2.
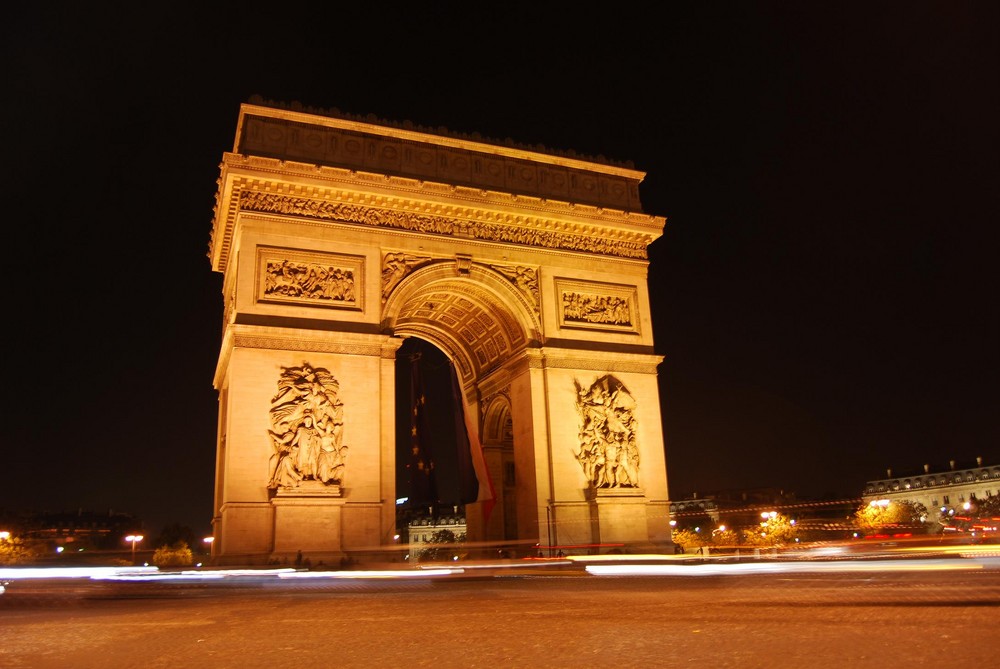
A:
943 495 950 504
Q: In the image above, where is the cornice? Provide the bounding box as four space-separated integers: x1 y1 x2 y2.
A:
213 325 401 388
525 347 664 374
238 99 643 176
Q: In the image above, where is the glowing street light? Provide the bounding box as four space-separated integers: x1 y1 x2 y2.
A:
125 534 143 564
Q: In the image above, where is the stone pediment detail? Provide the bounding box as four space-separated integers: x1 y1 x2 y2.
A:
236 189 650 260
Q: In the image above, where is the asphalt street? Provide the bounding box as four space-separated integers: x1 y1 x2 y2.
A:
2 558 999 668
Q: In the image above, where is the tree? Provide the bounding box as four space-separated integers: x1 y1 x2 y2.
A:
709 527 739 548
854 499 929 534
0 534 38 565
740 512 798 547
417 529 465 562
153 523 198 552
940 496 1000 534
854 499 927 534
671 528 706 553
152 541 194 567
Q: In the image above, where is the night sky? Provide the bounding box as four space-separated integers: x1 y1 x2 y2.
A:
4 4 997 539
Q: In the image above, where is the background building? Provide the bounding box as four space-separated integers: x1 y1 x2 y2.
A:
861 457 999 531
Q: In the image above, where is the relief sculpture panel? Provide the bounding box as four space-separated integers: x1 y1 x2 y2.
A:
266 362 347 494
574 375 640 489
556 278 639 334
257 247 363 310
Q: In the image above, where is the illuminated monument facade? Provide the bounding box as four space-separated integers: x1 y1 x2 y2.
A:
207 98 670 564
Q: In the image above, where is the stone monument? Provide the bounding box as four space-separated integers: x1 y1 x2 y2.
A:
207 97 670 564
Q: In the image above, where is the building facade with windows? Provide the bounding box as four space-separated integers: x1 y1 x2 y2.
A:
406 507 467 561
861 457 999 529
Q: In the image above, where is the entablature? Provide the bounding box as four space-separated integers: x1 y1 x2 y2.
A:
209 157 665 273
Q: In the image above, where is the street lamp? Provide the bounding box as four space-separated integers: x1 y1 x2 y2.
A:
125 534 143 564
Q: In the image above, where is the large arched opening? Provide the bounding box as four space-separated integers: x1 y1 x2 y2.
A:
384 261 539 550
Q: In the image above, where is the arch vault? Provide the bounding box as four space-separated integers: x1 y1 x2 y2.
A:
207 99 671 564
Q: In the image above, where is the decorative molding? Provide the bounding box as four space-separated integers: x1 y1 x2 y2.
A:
455 253 472 276
228 325 394 357
237 189 651 260
481 385 512 409
257 246 363 311
515 348 663 374
555 278 639 334
235 334 386 356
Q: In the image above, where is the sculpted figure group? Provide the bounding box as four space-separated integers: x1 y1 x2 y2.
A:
574 375 640 489
562 292 632 326
264 260 355 302
267 362 347 491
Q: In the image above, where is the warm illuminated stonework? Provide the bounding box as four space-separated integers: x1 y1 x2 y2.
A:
208 99 670 564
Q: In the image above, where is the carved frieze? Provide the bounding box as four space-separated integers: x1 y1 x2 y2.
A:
266 362 347 495
575 375 639 489
237 190 649 260
556 278 639 334
257 247 363 311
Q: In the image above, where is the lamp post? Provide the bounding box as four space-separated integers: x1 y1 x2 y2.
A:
125 534 143 564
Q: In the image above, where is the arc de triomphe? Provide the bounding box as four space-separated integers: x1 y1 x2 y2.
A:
207 99 670 564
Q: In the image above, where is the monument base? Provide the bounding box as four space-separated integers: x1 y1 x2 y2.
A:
271 494 347 566
274 480 343 497
586 487 652 549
